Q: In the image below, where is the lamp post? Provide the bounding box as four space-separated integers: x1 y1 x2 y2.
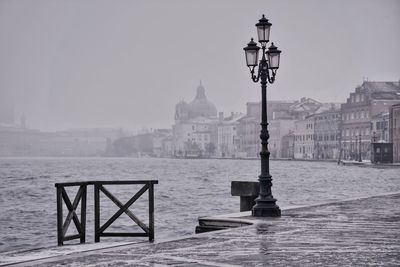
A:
371 132 377 161
350 137 353 160
355 135 358 161
243 15 281 217
358 133 362 162
382 116 387 142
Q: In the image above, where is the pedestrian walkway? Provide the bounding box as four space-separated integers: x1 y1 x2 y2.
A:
2 193 400 266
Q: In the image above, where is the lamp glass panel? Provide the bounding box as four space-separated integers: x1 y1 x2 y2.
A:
268 53 280 69
245 50 258 66
257 26 270 43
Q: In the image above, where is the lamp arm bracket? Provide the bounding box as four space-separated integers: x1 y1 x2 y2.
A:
267 66 277 84
249 66 260 83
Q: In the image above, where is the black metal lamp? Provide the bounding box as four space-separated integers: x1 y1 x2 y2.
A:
244 38 260 67
243 14 282 217
255 14 272 46
266 42 281 69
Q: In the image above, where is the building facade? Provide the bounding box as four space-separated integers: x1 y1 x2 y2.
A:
294 115 315 159
217 112 245 158
371 113 390 142
237 115 260 158
269 119 296 158
0 126 121 157
281 131 295 158
314 109 341 160
390 103 400 162
341 81 400 160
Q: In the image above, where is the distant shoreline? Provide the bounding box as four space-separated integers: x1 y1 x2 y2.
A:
1 156 399 168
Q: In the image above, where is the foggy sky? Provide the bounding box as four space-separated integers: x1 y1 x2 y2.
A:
1 0 399 132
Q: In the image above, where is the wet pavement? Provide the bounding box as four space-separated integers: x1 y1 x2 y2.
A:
3 193 400 266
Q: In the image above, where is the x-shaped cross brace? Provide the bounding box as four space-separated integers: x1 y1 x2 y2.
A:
61 186 84 236
98 184 150 234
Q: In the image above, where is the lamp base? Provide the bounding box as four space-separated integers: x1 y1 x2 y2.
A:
252 198 281 217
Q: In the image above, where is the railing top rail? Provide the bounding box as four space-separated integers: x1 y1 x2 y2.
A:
92 180 158 185
55 182 90 187
55 180 158 187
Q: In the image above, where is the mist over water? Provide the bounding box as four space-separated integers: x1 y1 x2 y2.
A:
1 0 399 131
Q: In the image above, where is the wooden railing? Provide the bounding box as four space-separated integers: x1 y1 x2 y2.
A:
55 180 158 246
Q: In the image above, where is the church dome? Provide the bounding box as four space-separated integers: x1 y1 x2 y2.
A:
188 82 217 118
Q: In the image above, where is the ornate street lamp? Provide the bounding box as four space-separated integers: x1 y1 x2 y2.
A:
243 15 281 217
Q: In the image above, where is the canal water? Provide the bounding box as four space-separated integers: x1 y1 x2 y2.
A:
0 157 399 253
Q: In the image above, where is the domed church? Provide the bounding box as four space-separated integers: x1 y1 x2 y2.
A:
173 82 219 157
175 82 217 122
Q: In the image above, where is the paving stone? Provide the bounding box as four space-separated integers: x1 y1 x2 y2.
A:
5 193 400 266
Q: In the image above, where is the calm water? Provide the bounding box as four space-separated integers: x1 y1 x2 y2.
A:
0 157 399 254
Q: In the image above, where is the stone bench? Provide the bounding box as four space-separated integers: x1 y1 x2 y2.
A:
231 181 259 212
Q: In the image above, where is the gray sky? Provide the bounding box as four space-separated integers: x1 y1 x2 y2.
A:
1 0 399 131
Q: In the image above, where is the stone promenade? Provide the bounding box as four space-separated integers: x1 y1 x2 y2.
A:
3 193 400 266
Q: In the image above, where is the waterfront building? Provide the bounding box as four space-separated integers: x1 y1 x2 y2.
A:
289 98 322 119
0 126 121 157
237 99 337 158
237 100 298 158
287 98 339 120
108 129 172 157
314 108 341 160
269 119 296 158
341 81 400 160
371 113 390 142
294 115 315 159
390 103 400 162
172 82 218 157
281 131 295 158
216 112 245 158
244 100 297 120
152 129 173 157
237 115 260 158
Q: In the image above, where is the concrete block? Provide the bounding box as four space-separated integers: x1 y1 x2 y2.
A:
231 181 260 212
231 181 259 197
